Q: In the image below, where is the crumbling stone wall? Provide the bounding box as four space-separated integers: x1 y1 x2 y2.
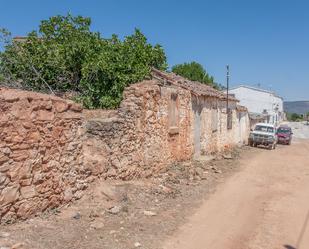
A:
83 81 194 180
0 88 88 223
0 80 250 222
191 96 242 155
83 80 247 181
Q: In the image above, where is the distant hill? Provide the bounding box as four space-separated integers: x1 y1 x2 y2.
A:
284 101 309 114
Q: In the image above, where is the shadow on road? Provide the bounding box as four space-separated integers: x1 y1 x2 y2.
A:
283 209 309 249
284 245 296 249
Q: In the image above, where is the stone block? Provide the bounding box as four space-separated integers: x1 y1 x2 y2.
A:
0 162 10 173
6 163 23 182
18 162 32 180
0 155 9 164
58 111 81 120
10 104 31 120
0 173 8 185
69 102 82 112
17 201 38 218
26 131 41 143
36 109 55 121
0 185 20 206
20 186 37 199
10 150 29 162
20 178 32 186
1 147 11 156
32 172 44 185
54 101 69 113
22 121 34 129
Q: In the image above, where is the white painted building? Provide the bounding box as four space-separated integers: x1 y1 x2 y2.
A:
227 85 284 126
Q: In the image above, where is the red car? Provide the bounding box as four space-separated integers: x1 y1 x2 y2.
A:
277 125 293 145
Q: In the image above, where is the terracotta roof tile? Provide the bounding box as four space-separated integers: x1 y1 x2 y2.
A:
151 68 238 101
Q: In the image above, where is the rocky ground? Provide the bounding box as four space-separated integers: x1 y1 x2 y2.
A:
0 146 253 249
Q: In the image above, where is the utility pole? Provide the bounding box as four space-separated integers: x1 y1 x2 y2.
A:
226 65 229 113
226 65 231 129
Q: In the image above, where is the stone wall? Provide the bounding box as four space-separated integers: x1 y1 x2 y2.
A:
0 80 250 222
195 97 242 154
83 81 194 180
0 88 88 223
83 80 247 181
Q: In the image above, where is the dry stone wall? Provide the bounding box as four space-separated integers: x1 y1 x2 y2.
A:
0 80 249 222
83 80 247 181
83 81 194 180
0 88 89 223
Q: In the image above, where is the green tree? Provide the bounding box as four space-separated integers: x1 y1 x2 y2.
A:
171 61 219 89
287 113 302 122
0 28 12 82
0 15 100 92
80 30 167 108
0 14 167 108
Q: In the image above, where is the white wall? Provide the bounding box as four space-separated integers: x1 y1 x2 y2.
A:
229 86 283 125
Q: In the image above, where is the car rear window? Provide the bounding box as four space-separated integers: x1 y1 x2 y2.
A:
255 125 274 133
277 127 291 133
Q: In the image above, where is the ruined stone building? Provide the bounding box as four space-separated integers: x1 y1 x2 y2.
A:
0 69 250 222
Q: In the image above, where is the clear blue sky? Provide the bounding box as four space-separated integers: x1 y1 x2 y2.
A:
1 0 308 101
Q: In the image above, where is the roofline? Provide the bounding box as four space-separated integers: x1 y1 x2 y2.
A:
151 68 239 101
229 85 283 100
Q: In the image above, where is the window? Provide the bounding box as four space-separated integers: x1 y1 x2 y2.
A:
168 93 179 134
277 127 291 134
255 125 274 133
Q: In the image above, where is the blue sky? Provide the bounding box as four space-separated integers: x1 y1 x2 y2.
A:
1 0 308 101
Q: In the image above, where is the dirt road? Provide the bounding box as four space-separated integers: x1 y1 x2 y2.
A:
287 121 309 139
163 136 309 249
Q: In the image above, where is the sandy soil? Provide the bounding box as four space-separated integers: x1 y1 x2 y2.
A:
163 137 309 249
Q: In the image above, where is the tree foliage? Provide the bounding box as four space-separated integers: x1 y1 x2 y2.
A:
287 112 303 122
171 61 220 89
0 14 167 108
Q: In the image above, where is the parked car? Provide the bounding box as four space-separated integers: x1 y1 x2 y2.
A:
249 123 277 150
277 125 293 145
